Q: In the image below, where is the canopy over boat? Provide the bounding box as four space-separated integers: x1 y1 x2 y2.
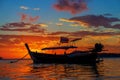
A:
70 38 82 42
41 46 78 50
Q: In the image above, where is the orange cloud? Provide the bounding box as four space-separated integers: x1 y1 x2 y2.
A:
59 18 89 27
0 35 59 59
70 23 79 27
59 18 73 22
56 23 63 26
38 23 48 27
20 13 40 23
29 16 40 23
20 13 28 22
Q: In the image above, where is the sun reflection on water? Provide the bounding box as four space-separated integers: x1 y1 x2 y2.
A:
0 58 120 80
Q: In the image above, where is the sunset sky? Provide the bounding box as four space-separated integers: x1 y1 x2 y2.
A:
0 0 120 59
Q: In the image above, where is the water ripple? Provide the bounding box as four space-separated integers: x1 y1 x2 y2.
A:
0 58 120 80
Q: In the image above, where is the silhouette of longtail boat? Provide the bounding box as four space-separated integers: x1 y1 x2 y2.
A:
25 37 104 64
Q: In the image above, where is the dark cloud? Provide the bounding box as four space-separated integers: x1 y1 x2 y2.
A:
103 13 112 16
49 31 120 37
53 0 88 14
49 31 70 35
112 24 120 29
70 15 120 29
0 22 46 33
69 31 120 37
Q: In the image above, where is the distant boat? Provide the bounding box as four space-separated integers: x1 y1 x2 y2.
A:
25 37 104 64
0 57 3 60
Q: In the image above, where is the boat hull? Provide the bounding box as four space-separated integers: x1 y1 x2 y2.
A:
29 52 98 64
25 43 103 64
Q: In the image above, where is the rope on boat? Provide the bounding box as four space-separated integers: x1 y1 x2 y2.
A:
10 53 28 63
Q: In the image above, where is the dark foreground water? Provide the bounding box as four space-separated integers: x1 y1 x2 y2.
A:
0 58 120 80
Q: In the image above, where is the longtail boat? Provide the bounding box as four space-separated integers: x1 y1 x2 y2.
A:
25 37 104 64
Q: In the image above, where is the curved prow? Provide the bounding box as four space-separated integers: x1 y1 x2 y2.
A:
25 43 31 53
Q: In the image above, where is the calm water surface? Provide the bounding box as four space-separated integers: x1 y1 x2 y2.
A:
0 58 120 80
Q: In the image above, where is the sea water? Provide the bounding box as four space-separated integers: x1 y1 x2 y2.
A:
0 58 120 80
